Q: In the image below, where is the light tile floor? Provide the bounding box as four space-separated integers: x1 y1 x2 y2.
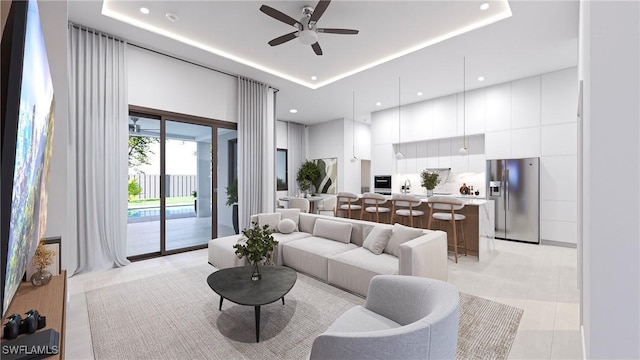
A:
65 239 582 359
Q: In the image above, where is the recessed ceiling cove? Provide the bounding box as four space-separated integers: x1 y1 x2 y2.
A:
102 1 512 89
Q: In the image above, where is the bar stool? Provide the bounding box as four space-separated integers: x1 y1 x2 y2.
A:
359 192 391 223
426 196 467 263
335 192 361 219
390 194 424 228
317 195 337 216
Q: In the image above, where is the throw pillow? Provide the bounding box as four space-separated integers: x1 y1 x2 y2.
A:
257 213 281 233
363 227 393 255
276 208 300 230
312 218 352 244
384 223 424 257
277 218 296 234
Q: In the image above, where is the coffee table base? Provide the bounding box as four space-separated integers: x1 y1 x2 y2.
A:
218 297 286 343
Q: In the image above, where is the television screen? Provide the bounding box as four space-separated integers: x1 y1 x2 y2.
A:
1 0 55 316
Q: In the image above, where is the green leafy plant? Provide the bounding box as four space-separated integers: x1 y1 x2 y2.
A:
233 222 279 265
420 170 440 190
128 178 142 201
299 179 312 192
226 178 238 206
296 160 320 191
191 190 197 198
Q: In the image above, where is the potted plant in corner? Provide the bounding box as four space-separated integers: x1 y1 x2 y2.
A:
226 178 239 234
296 160 320 197
420 170 440 197
233 222 278 281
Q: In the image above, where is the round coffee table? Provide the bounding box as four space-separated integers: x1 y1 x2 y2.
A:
207 265 297 343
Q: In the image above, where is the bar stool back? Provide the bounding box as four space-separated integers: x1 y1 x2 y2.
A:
335 192 361 218
391 194 424 228
359 192 391 223
427 196 467 263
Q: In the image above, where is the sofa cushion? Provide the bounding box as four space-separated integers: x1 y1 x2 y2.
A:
362 227 392 255
282 237 357 281
258 213 281 232
298 213 317 233
384 223 424 257
328 247 399 296
276 208 300 230
278 218 296 234
269 232 312 266
313 219 352 244
207 235 246 269
325 305 401 333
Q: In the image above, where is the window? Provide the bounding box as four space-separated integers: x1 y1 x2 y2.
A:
276 149 288 191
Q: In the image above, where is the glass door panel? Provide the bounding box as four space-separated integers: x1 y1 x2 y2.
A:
217 128 238 237
127 116 161 256
165 120 213 251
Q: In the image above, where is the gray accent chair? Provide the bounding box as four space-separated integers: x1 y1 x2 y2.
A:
309 275 460 360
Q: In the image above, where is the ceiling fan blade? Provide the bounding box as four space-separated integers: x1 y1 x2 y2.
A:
309 0 331 23
260 5 301 27
317 28 359 35
311 42 323 56
268 31 298 46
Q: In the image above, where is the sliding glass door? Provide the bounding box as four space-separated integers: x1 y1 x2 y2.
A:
164 120 213 251
126 108 236 259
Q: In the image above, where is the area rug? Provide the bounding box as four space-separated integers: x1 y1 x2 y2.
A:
85 264 522 360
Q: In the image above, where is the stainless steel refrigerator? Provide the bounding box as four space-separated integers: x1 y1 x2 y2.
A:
486 157 540 244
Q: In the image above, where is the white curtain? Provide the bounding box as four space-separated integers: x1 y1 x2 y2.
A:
68 24 130 273
287 122 306 196
237 77 276 229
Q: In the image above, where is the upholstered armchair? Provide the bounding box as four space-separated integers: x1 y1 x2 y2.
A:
309 275 459 360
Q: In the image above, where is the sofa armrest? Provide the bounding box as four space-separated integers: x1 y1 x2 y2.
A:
397 230 448 281
309 326 430 360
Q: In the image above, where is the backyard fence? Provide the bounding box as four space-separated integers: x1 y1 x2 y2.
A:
128 174 197 199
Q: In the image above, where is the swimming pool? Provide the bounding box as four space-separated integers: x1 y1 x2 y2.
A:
128 204 195 219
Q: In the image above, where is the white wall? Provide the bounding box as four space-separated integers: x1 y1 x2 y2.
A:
38 1 73 272
580 1 640 358
371 67 579 244
308 119 346 191
127 46 237 122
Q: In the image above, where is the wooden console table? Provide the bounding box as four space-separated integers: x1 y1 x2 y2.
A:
5 270 67 359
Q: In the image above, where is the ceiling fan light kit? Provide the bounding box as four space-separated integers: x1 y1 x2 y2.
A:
260 0 359 56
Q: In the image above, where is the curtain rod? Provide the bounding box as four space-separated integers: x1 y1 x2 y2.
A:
68 22 279 92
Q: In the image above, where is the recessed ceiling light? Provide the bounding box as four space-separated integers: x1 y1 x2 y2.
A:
165 12 179 22
310 75 317 81
139 7 150 15
477 76 485 82
376 102 381 106
417 92 423 96
480 3 490 10
289 109 298 114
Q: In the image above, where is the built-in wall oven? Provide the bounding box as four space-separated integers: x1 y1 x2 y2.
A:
374 175 392 195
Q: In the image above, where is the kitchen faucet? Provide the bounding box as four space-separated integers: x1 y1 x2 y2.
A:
402 179 411 194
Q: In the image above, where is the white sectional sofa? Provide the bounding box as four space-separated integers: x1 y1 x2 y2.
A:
208 209 448 297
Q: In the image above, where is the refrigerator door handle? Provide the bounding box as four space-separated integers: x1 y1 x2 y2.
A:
505 168 509 211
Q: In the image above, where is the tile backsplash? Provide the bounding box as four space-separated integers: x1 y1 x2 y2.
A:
396 171 486 197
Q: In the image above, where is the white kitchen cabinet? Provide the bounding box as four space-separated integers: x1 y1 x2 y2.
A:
459 88 486 135
511 127 540 158
485 82 512 132
542 122 577 156
432 95 457 139
371 109 397 145
484 130 511 159
512 76 541 129
402 101 432 142
542 68 578 125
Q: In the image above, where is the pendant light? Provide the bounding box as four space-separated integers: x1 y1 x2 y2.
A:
395 76 405 159
350 91 359 163
459 56 469 155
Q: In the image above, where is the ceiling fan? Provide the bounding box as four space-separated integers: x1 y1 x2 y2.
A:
260 0 359 55
128 117 159 134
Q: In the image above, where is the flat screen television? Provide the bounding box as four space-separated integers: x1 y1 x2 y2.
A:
1 0 55 317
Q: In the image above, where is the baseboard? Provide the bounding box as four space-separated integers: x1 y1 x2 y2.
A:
540 239 577 248
581 325 586 359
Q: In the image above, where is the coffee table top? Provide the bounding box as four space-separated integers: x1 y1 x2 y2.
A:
207 266 297 307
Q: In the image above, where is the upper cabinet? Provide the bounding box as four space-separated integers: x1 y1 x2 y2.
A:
512 76 541 129
485 82 512 132
432 95 457 139
458 88 486 136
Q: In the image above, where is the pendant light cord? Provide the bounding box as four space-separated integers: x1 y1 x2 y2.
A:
352 91 356 158
463 56 466 148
